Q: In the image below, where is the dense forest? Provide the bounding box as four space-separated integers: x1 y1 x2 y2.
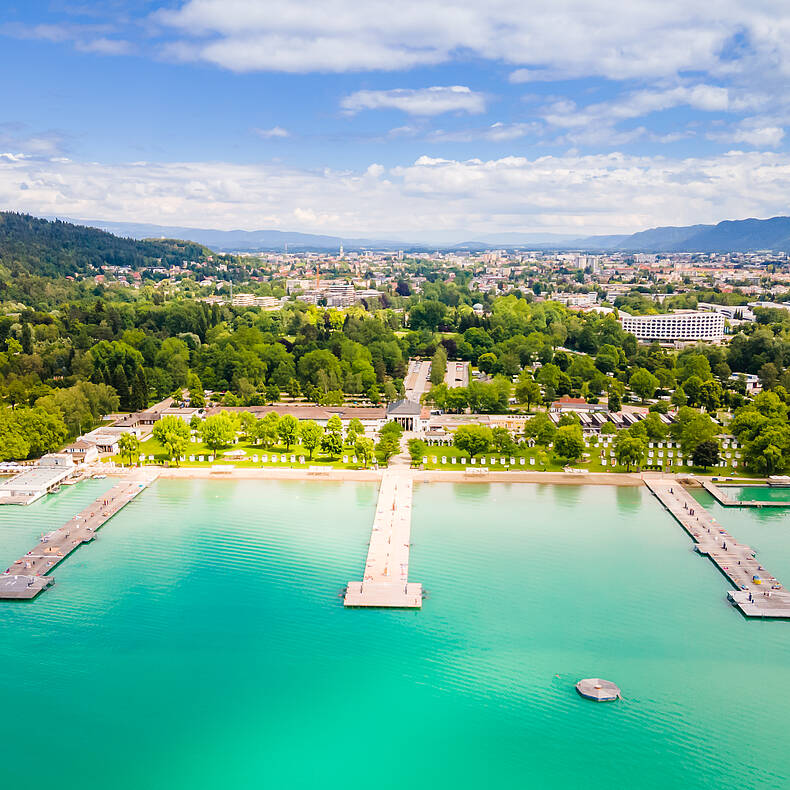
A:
0 212 210 277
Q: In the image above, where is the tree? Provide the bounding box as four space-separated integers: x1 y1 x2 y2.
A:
430 345 448 386
346 417 364 446
376 434 401 464
113 363 131 410
615 434 646 471
321 430 343 458
300 420 323 460
515 378 541 412
354 436 375 467
20 322 33 355
265 383 280 403
256 412 280 447
407 438 427 465
187 372 205 408
692 439 720 471
0 408 29 460
118 432 140 466
491 426 517 454
131 368 148 411
200 412 237 453
453 424 493 458
152 415 190 464
629 367 659 403
553 424 584 462
320 414 343 458
278 414 300 451
367 384 381 404
524 412 556 445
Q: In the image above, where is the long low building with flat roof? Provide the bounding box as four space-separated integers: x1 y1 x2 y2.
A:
0 454 75 505
619 310 725 342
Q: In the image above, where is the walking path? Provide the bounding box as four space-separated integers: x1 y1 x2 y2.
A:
404 359 431 402
0 468 159 599
701 479 790 508
645 477 790 617
344 468 422 607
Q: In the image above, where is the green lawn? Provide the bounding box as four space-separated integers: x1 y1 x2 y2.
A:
110 436 376 470
417 442 746 476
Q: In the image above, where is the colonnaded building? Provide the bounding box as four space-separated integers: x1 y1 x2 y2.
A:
618 310 725 342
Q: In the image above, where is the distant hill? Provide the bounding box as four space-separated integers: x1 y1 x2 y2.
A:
72 219 409 252
569 216 790 253
0 213 211 276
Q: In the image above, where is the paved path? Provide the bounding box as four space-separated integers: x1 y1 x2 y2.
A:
645 477 790 617
701 479 790 508
444 360 469 389
0 468 159 599
404 359 431 402
344 468 422 607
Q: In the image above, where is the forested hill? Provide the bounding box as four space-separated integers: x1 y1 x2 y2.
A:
0 213 212 276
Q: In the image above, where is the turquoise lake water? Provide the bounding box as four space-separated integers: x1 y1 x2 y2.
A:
1 479 789 789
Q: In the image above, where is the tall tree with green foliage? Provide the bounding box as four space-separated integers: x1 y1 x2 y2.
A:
118 432 140 466
300 420 323 460
553 424 585 462
200 412 237 453
152 415 190 464
453 424 493 459
354 436 375 468
278 414 300 451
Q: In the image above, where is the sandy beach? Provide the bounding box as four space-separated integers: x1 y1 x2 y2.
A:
149 464 646 486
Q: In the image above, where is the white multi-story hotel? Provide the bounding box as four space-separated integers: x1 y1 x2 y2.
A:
619 310 725 342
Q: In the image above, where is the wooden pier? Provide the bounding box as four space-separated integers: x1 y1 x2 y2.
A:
645 477 790 618
344 469 422 608
701 479 790 508
0 468 159 599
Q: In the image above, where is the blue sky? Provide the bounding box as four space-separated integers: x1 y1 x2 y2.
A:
2 1 790 240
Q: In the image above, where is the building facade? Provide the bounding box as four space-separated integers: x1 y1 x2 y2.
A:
619 311 725 341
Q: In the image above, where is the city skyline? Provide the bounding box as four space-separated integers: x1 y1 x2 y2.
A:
3 1 790 236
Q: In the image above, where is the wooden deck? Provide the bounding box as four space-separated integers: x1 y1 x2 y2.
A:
701 479 790 508
0 469 159 599
645 477 790 618
344 469 422 608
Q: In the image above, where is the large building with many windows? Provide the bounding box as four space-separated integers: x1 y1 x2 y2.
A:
619 310 725 342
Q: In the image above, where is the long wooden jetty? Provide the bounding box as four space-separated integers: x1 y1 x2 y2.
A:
344 469 422 608
0 468 159 599
701 479 790 508
645 477 790 617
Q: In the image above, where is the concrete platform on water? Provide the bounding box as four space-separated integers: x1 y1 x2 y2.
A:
0 468 159 600
344 468 422 608
701 480 790 508
645 477 790 618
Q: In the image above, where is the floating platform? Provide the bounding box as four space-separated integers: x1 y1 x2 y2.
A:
344 469 422 608
0 468 159 600
576 678 620 702
645 477 790 618
701 480 790 508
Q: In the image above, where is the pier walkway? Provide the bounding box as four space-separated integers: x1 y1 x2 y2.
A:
645 477 790 617
344 468 422 608
0 468 159 599
701 480 790 508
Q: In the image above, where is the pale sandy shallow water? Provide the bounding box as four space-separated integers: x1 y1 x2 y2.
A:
1 478 788 789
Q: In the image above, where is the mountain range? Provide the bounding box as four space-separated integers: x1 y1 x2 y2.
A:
54 214 790 254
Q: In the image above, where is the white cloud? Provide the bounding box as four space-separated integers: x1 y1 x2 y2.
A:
254 126 290 138
4 149 790 235
429 122 538 143
1 22 130 56
341 86 486 116
709 117 786 148
152 0 790 84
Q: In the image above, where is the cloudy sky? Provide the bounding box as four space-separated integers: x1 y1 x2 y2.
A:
2 0 790 240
